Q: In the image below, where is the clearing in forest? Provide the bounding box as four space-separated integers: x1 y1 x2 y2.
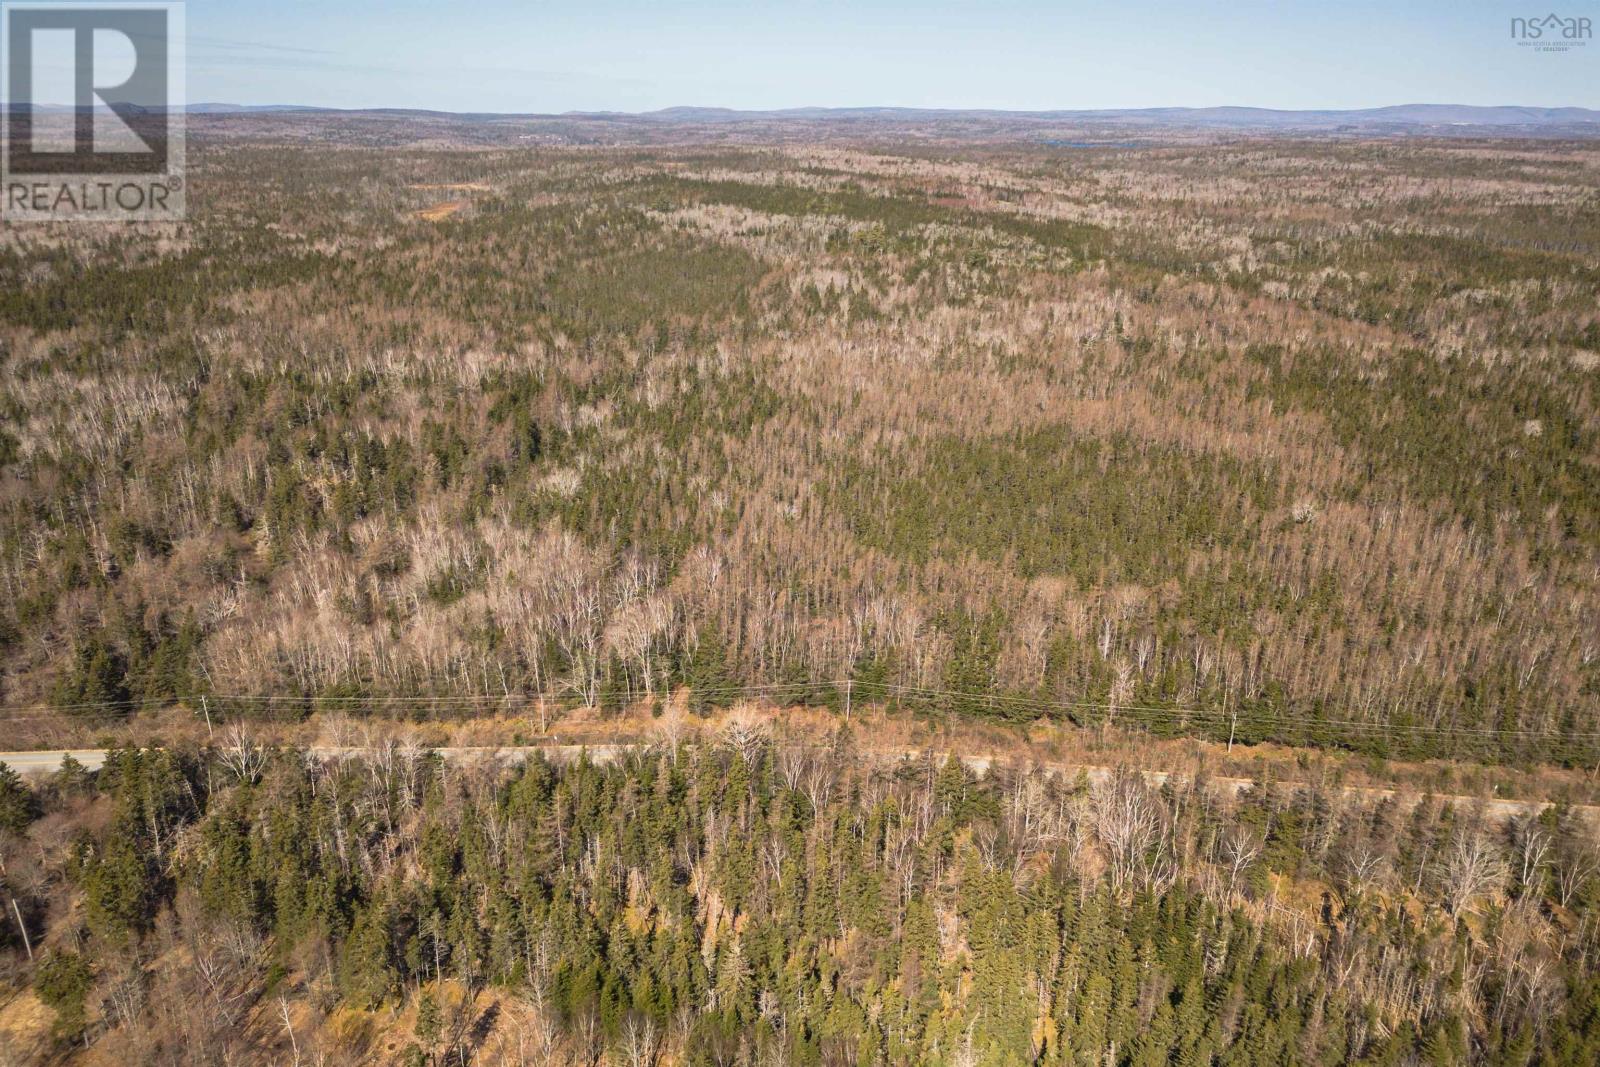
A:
415 199 468 220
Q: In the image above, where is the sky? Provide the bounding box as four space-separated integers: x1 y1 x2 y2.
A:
179 0 1598 112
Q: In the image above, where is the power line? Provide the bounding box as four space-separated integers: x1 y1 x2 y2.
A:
0 679 841 722
852 681 1600 742
0 677 1591 755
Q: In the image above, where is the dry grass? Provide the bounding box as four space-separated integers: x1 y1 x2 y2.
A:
0 988 53 1067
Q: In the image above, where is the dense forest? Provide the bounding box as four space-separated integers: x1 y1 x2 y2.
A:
1 128 1598 762
2 727 1599 1063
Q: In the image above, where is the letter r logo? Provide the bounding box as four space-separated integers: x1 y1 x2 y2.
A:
3 4 170 174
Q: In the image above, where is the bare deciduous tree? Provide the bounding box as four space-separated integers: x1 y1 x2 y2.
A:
1339 838 1391 900
620 1013 661 1067
277 994 301 1067
1553 815 1600 907
1092 773 1172 893
1509 815 1552 894
1218 824 1262 899
1439 830 1506 916
721 709 770 765
217 722 268 785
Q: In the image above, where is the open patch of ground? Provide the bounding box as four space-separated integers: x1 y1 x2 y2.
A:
414 199 468 221
404 182 492 192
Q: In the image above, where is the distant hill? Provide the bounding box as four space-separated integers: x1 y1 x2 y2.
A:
1054 104 1600 128
183 102 1600 130
186 102 334 114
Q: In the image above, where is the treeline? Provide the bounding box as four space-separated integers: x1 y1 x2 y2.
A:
3 732 1600 1064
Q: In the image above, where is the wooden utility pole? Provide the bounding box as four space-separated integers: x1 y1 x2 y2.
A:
844 678 852 721
201 695 214 739
9 895 32 961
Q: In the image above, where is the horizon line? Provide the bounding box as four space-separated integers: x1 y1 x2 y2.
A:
183 100 1600 116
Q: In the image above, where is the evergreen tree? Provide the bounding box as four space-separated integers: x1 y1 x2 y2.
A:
0 762 38 834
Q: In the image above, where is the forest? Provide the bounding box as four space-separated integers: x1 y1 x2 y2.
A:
1 117 1600 1062
3 723 1600 1064
2 128 1598 765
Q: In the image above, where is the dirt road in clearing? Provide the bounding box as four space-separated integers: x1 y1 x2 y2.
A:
2 744 1584 822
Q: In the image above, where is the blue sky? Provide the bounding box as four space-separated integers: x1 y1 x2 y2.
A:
185 0 1599 112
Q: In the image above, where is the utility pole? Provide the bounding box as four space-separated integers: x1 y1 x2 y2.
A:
844 678 852 721
9 895 32 961
201 695 214 739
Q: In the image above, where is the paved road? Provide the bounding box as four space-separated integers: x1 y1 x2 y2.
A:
0 745 1583 822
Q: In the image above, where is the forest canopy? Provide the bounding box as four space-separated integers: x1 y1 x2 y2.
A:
3 132 1598 765
1 113 1600 1067
2 726 1599 1064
